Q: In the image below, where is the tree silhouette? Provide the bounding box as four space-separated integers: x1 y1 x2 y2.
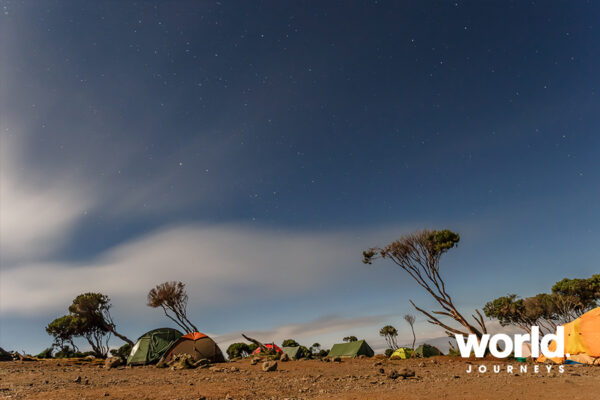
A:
379 325 399 350
364 229 487 338
147 281 198 333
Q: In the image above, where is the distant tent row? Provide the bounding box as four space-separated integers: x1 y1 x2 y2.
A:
127 329 225 365
126 329 447 364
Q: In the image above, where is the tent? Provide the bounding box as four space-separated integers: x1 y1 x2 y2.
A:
328 340 374 358
390 347 413 360
161 332 225 363
251 343 283 355
127 328 183 365
537 307 600 365
414 344 443 357
282 346 304 359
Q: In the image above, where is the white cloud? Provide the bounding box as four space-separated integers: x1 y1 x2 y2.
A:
0 223 405 317
0 132 93 265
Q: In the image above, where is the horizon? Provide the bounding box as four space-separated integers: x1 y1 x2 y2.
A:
1 1 599 356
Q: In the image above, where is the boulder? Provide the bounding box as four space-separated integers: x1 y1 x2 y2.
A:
398 368 416 378
331 356 341 362
169 353 195 370
387 370 400 380
262 361 278 372
0 347 12 361
104 357 122 369
193 359 210 368
250 357 261 365
280 353 290 362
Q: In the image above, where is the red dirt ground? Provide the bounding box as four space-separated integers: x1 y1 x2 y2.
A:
1 356 598 399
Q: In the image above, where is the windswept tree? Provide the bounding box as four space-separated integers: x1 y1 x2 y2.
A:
551 274 600 318
484 274 600 335
363 229 487 339
69 293 133 346
46 315 81 352
147 281 198 333
485 294 559 335
379 325 399 350
404 314 417 351
46 314 110 357
46 292 132 357
343 336 358 342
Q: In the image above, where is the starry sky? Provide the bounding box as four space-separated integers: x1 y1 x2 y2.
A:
1 1 599 354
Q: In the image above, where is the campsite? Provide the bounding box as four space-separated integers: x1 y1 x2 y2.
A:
1 236 599 399
2 2 600 399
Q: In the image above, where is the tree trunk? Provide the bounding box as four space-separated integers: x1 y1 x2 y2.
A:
242 334 269 353
110 328 134 346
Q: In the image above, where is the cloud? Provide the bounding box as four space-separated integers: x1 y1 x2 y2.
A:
0 222 408 317
0 132 94 265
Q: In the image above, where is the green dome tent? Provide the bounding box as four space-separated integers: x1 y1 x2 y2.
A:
328 340 374 358
127 328 183 365
414 344 443 357
282 346 304 359
390 347 413 359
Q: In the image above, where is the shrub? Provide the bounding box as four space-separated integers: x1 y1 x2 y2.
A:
227 342 251 359
110 343 132 361
36 347 54 359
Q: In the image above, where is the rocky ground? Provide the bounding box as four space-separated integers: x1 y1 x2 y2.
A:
0 356 599 399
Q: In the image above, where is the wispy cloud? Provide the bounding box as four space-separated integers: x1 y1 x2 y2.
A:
0 132 94 265
0 221 413 316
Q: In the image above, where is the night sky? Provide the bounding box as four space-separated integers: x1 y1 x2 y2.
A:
1 1 599 353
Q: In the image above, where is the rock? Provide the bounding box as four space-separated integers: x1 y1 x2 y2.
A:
250 357 261 365
74 376 82 383
398 368 416 378
358 355 367 359
193 359 210 368
378 368 386 375
373 361 382 367
229 367 239 372
331 356 341 362
262 361 278 372
387 370 400 380
169 354 195 370
280 353 290 362
0 348 13 362
104 357 122 369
